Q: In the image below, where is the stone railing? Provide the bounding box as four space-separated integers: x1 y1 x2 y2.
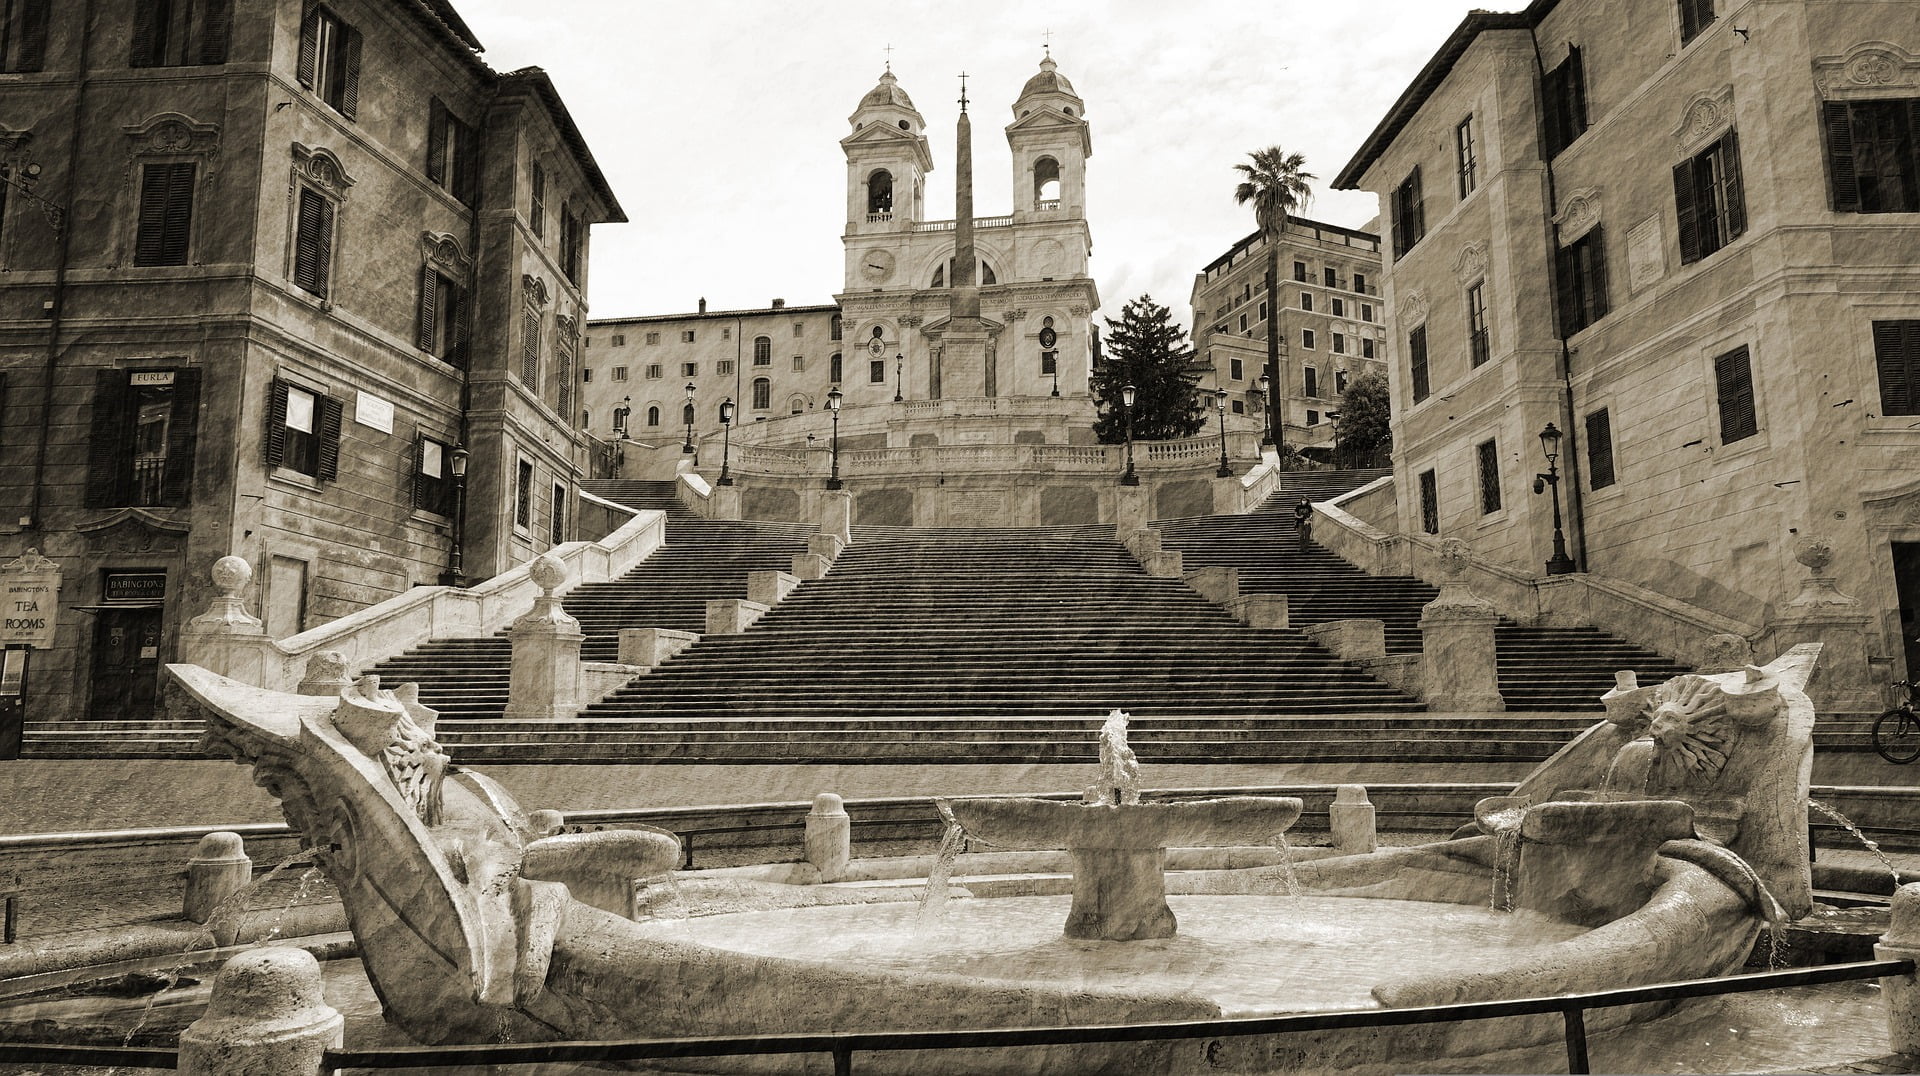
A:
913 216 1014 232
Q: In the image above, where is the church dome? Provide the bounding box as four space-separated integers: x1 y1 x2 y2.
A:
850 69 926 133
860 71 916 113
1019 57 1077 101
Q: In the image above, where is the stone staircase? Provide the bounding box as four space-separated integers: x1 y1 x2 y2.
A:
581 479 705 521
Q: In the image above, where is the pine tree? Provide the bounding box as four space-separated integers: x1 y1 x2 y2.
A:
1335 370 1392 467
1091 295 1203 444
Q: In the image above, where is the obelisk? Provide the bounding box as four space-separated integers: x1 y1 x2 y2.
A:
944 73 992 396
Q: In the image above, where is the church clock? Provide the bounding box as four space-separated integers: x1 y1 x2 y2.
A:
861 249 896 282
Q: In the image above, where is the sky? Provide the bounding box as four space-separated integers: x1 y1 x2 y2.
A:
445 1 1493 331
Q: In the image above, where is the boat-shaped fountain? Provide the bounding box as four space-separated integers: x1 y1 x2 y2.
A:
166 641 1826 1074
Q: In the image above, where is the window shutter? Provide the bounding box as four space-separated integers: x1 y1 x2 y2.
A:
1874 321 1918 416
338 25 362 118
134 166 170 266
426 99 448 185
296 2 319 88
1566 47 1587 133
15 0 48 72
454 119 480 206
263 377 288 467
1714 346 1756 443
1584 407 1615 489
85 370 130 509
521 310 540 388
294 189 333 296
446 284 470 369
1824 101 1859 212
1721 130 1747 239
530 163 545 236
316 393 343 481
1672 156 1702 265
199 0 232 63
1542 65 1566 157
161 367 201 505
1418 469 1439 534
411 436 427 509
130 0 163 66
1409 166 1425 243
160 161 194 265
416 266 438 351
1586 227 1610 321
557 346 574 419
1478 439 1502 514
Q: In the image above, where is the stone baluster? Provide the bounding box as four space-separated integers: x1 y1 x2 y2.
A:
1418 538 1505 712
1879 882 1920 1056
179 948 343 1075
1761 536 1880 712
805 793 852 882
177 557 275 686
183 832 252 924
505 555 584 720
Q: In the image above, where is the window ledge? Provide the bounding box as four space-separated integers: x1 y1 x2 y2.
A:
1474 509 1509 528
409 510 452 530
1706 433 1768 469
267 468 325 494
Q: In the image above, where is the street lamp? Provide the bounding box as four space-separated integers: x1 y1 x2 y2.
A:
1214 388 1233 478
1119 382 1139 486
1534 422 1578 575
825 387 844 490
717 397 735 485
1256 373 1275 449
440 444 470 587
894 353 903 402
681 382 696 453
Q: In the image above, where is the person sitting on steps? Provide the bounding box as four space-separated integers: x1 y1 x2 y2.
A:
1293 498 1313 544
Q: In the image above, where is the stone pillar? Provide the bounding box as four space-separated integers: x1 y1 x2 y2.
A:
179 948 343 1076
1878 881 1920 1057
709 483 742 521
805 793 851 882
1329 785 1377 854
705 599 770 635
178 557 276 686
791 553 833 580
295 650 351 696
817 490 852 546
618 627 698 668
747 570 799 607
183 832 252 924
1762 536 1881 712
1419 538 1505 712
1114 485 1151 535
505 555 584 720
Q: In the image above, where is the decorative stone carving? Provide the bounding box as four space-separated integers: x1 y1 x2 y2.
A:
556 313 576 336
76 507 190 554
297 650 352 696
1068 304 1088 317
1784 535 1858 610
333 677 450 826
186 556 264 635
123 112 222 185
1672 86 1735 154
1814 41 1920 98
899 315 922 329
1 548 57 574
1398 290 1428 328
1001 308 1028 322
1451 242 1487 283
419 231 471 276
1696 633 1755 674
505 555 584 719
290 143 354 197
1420 539 1504 711
1554 187 1602 240
522 274 550 307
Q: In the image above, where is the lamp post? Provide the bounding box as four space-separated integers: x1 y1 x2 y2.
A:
440 444 470 587
717 397 735 485
825 387 844 490
1051 362 1060 398
1534 422 1578 575
1256 373 1275 450
681 382 696 453
894 353 903 402
1214 388 1233 477
1120 383 1139 486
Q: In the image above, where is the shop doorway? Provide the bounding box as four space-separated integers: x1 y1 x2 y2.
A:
89 607 163 721
1893 542 1920 682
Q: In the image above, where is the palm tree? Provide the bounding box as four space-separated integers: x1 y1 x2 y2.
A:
1233 147 1315 463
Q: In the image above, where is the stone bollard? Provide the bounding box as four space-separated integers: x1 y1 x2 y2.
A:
747 569 799 607
805 793 852 882
818 489 852 546
527 809 566 837
791 552 833 580
705 598 770 635
295 650 351 696
1418 539 1504 712
1329 785 1377 854
1878 881 1920 1057
618 627 698 668
1184 566 1239 604
178 556 275 685
179 947 343 1076
183 832 253 924
505 555 584 720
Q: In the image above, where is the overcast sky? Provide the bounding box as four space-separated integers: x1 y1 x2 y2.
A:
447 1 1491 330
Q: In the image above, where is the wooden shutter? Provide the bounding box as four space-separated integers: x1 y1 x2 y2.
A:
1408 324 1429 402
556 345 574 419
160 162 194 264
337 25 362 118
1672 156 1702 265
199 0 233 64
85 370 129 509
160 367 201 506
446 283 470 369
1714 346 1756 443
410 436 427 509
453 117 479 206
521 310 539 388
531 163 545 236
1584 407 1615 490
296 2 319 88
426 98 448 185
1585 227 1609 321
1565 47 1587 133
294 189 333 296
129 0 163 66
1408 166 1425 246
1874 321 1920 416
134 163 193 267
1824 101 1859 212
316 393 343 481
416 266 438 351
14 0 47 72
1477 439 1501 514
1721 131 1747 239
263 378 288 467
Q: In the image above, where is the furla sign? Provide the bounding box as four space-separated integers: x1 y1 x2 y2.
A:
0 549 61 648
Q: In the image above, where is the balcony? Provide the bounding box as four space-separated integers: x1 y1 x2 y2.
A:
913 216 1014 232
866 212 892 223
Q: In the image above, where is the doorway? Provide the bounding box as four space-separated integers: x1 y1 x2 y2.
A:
1892 542 1920 682
89 607 163 721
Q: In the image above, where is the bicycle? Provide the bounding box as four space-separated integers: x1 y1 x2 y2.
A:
1873 679 1920 763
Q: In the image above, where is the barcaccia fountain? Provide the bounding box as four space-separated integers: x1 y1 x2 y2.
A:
167 641 1830 1073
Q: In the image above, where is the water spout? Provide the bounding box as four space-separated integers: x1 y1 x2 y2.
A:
1808 798 1904 888
917 802 967 928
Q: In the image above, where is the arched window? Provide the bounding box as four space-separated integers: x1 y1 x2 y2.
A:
752 377 771 410
612 406 630 434
645 405 660 427
931 259 997 288
789 394 808 415
982 261 996 285
931 264 944 288
866 170 893 215
753 336 771 366
829 352 843 383
830 314 843 340
1033 156 1061 206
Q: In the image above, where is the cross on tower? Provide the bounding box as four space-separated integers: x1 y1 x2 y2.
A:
1042 28 1053 57
882 42 892 72
957 71 969 110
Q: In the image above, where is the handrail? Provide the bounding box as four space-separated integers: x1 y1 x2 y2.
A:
0 1043 179 1067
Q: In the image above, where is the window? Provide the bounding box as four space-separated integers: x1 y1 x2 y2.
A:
520 310 541 389
514 459 533 531
1301 291 1313 312
549 481 566 544
1555 228 1609 336
1301 329 1315 350
0 0 47 72
752 377 772 409
85 368 201 508
1418 469 1439 534
1678 0 1714 45
1258 301 1268 322
133 162 196 267
681 361 698 377
1293 260 1308 282
1335 369 1349 394
793 322 804 338
1354 273 1368 294
555 339 574 421
611 406 628 434
792 355 805 372
581 368 592 383
530 162 545 237
1239 313 1249 333
644 405 659 427
1332 333 1346 355
1713 345 1757 444
722 327 731 340
264 379 340 480
559 203 583 284
1408 324 1430 403
1541 46 1589 159
830 314 843 340
716 359 735 376
1323 267 1338 288
869 359 886 383
292 186 334 297
1307 410 1320 426
296 5 361 117
1363 338 1376 359
1466 280 1490 367
413 435 452 515
789 395 807 416
829 353 843 383
644 331 660 345
1456 114 1478 197
129 0 231 67
426 99 478 205
1585 408 1616 490
1304 367 1319 398
611 334 626 347
1361 303 1374 323
645 364 663 379
1822 99 1920 214
1229 357 1244 381
1231 400 1245 414
1477 439 1502 514
1041 351 1057 375
680 330 695 343
1332 298 1344 318
1392 167 1425 259
753 336 772 365
416 267 469 368
611 366 628 382
1674 131 1746 264
1874 320 1920 415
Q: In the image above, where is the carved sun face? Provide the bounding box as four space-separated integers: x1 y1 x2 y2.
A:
1647 675 1734 778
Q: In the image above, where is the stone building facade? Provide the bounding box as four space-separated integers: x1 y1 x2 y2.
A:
1189 218 1390 455
0 0 620 733
1335 0 1920 685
